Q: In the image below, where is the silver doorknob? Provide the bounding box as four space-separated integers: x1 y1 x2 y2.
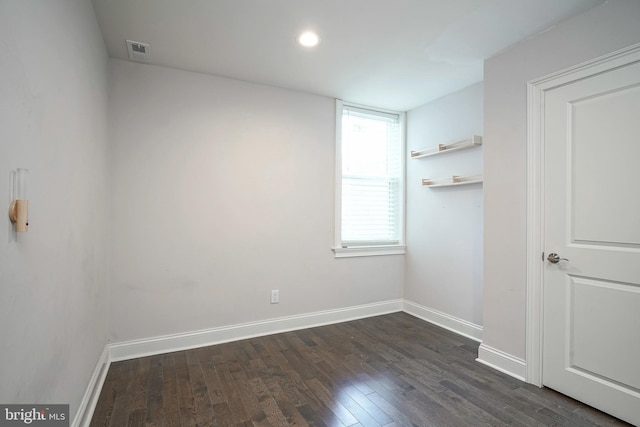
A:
547 253 569 264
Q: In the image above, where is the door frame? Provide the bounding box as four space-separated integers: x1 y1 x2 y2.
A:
525 42 640 387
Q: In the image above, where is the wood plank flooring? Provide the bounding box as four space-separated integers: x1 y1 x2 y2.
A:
90 313 630 426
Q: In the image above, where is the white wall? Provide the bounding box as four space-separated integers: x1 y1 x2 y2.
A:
405 83 483 326
483 0 640 360
108 59 404 343
0 0 109 419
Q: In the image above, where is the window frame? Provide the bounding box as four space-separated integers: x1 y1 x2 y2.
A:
333 99 406 258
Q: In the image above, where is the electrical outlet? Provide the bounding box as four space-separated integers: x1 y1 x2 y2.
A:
271 290 279 304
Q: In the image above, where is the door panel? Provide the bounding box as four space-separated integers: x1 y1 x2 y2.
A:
571 84 640 246
569 276 640 390
543 56 640 425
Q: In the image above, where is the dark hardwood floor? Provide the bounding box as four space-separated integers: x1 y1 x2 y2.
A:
90 312 629 426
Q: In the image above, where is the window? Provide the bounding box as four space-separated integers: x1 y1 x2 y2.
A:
334 100 405 257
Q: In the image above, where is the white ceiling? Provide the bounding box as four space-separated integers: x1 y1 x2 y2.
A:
92 0 604 111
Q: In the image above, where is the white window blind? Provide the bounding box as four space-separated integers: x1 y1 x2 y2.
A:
338 103 404 248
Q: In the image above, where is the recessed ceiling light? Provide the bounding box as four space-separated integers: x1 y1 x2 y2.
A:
298 31 320 47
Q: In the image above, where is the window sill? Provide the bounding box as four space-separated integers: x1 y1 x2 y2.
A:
332 245 406 258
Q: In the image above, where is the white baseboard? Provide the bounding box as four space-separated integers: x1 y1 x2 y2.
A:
476 343 526 381
72 346 111 427
109 299 404 362
403 300 483 342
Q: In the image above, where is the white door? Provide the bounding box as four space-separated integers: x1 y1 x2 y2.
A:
542 50 640 425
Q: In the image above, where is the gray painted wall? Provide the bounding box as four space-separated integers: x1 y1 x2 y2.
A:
108 59 404 343
0 0 110 419
406 83 484 326
483 0 640 359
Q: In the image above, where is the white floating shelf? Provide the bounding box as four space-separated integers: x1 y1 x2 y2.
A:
411 135 482 159
422 174 483 188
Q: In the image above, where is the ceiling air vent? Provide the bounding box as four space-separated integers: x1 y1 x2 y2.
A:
126 40 151 62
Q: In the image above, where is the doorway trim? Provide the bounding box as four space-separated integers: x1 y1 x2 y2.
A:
525 42 640 387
